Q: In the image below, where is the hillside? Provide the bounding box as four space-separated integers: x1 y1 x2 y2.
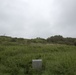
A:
0 36 76 75
0 35 76 46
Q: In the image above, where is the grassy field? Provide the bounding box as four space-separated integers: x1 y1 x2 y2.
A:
0 44 76 75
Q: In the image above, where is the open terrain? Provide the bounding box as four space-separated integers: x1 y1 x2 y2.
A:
0 44 76 75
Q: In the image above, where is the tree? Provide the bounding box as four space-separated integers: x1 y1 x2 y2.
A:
47 35 64 43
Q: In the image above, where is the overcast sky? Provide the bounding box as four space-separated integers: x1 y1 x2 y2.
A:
0 0 76 38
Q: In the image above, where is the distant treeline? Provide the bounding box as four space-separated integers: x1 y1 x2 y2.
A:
0 35 76 46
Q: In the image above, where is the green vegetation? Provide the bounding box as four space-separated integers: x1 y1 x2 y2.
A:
0 35 76 75
0 35 76 46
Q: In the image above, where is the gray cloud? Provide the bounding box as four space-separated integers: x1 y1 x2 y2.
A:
0 0 76 38
52 0 76 37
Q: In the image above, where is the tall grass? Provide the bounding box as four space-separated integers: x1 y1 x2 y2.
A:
0 44 76 75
